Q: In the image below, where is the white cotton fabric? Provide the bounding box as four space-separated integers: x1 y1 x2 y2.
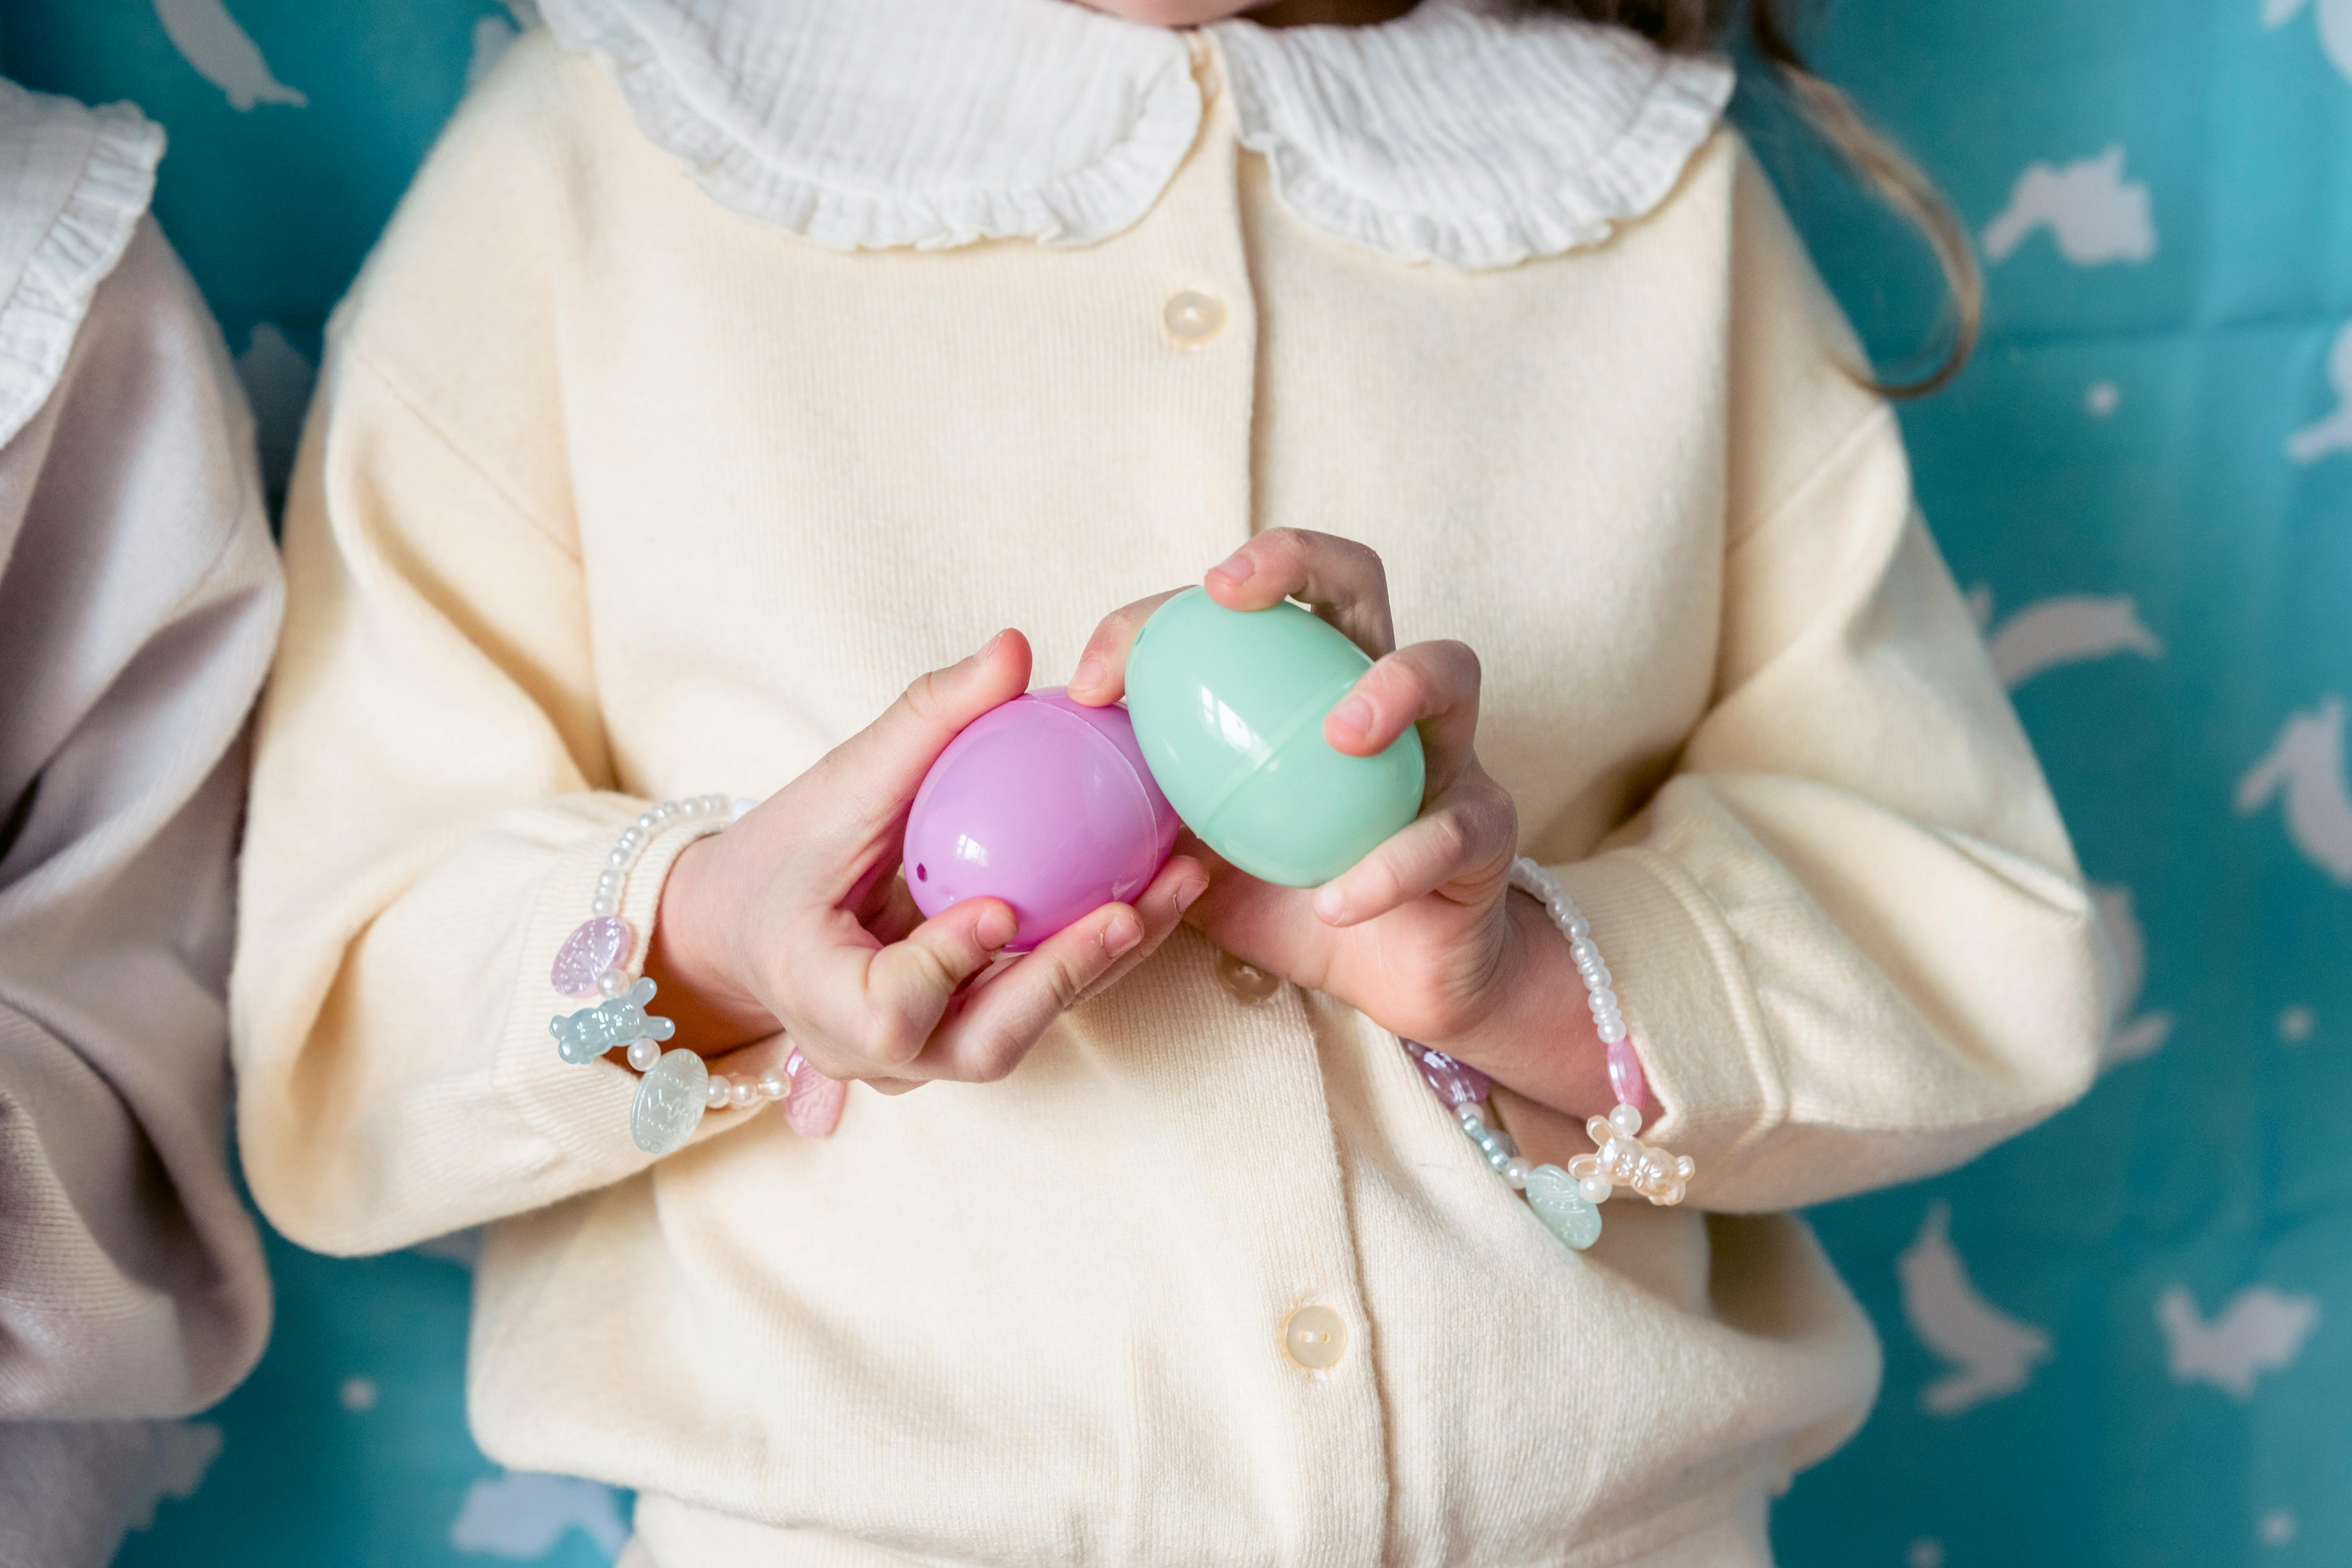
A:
536 0 1206 251
535 0 1732 267
0 81 165 447
1219 2 1734 267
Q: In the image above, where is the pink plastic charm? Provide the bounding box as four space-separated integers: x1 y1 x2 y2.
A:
552 916 635 996
782 1048 846 1138
1606 1039 1647 1114
1405 1042 1492 1108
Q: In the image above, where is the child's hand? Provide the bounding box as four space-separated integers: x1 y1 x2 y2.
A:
1069 530 1514 1040
1070 531 1608 1108
644 631 1207 1094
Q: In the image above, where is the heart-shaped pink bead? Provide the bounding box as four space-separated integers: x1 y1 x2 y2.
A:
551 916 635 997
783 1049 846 1138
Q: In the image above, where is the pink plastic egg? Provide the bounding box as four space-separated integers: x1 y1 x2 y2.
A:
903 688 1179 951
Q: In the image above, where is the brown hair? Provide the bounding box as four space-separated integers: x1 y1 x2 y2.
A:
1524 0 1982 398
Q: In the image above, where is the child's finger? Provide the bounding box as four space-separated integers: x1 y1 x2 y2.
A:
793 630 1032 855
1169 829 1232 892
905 901 1152 1083
821 897 1018 1074
1204 528 1394 658
1173 868 1337 1007
1322 638 1483 795
1074 854 1209 1004
1067 589 1181 705
860 869 926 946
1310 773 1518 928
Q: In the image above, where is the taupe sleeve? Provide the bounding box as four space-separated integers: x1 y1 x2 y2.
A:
0 221 280 1423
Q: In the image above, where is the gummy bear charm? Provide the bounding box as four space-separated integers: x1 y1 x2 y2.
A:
1568 1110 1695 1206
549 976 675 1065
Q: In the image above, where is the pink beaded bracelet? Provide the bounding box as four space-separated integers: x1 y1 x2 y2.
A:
1402 857 1695 1252
546 796 844 1155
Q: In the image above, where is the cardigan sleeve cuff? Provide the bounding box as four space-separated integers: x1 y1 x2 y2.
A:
1547 847 1786 1208
492 795 747 1178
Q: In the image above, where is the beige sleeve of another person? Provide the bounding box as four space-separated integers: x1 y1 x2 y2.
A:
1506 150 2110 1214
0 206 283 1567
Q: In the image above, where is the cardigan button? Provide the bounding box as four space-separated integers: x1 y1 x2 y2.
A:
1214 948 1281 1004
1164 290 1226 345
1281 1304 1348 1370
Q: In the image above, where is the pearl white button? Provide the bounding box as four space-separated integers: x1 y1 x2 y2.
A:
1214 949 1281 1004
1282 1304 1348 1370
1164 290 1226 344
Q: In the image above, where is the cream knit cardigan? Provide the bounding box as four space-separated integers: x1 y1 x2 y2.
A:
233 30 2107 1568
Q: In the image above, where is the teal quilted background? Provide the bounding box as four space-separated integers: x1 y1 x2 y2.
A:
2 1 2346 1563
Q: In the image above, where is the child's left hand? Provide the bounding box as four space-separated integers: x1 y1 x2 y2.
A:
1069 530 1568 1069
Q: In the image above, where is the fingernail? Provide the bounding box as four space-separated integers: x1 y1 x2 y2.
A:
1206 551 1252 591
1328 695 1374 740
1105 913 1143 956
976 906 1018 949
969 629 1009 663
1073 657 1107 692
1174 878 1208 914
1313 885 1348 923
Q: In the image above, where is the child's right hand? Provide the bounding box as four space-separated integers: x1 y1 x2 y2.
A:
642 630 1208 1094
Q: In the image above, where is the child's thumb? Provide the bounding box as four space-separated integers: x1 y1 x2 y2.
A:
817 629 1029 841
851 897 1020 1074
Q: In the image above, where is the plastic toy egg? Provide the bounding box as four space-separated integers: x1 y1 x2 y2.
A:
1124 586 1424 887
902 688 1179 951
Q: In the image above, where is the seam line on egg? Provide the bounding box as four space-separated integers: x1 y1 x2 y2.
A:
1195 666 1367 829
1027 698 1169 894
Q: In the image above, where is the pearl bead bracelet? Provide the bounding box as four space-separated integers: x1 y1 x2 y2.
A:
1402 858 1696 1252
546 795 844 1155
1507 855 1695 1211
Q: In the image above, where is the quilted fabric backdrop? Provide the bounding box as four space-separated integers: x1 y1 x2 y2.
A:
1 1 2345 1563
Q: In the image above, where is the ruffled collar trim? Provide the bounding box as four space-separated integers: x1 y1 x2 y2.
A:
0 80 164 448
537 0 1731 270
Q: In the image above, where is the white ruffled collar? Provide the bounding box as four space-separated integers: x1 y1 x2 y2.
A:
538 0 1731 270
0 80 163 449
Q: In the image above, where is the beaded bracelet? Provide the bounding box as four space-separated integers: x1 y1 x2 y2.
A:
1402 856 1695 1252
546 795 845 1156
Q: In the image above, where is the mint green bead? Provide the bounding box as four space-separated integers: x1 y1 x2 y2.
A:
631 1048 708 1156
1123 587 1425 887
1465 1120 1514 1161
1524 1164 1602 1251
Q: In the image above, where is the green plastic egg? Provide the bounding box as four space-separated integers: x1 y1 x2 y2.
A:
1124 587 1425 887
